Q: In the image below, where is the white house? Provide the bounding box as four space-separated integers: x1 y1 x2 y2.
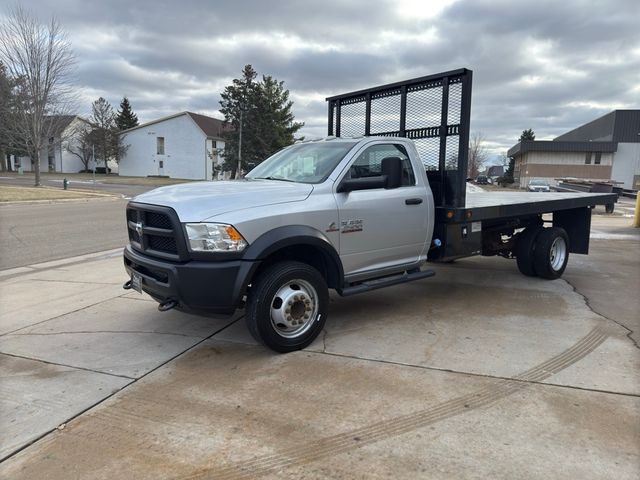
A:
118 112 229 180
11 115 93 173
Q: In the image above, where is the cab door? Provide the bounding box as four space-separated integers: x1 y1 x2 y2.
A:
334 142 429 279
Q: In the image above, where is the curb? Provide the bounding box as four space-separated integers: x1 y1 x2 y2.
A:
0 248 123 279
0 195 124 206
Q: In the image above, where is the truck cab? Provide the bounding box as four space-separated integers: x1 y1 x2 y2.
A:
124 136 436 352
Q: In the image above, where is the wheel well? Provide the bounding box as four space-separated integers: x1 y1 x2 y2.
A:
251 244 342 290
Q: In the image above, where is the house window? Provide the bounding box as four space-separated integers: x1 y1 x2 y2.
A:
594 152 602 164
159 160 164 168
585 152 592 164
157 137 165 155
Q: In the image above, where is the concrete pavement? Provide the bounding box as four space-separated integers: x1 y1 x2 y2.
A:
0 216 638 479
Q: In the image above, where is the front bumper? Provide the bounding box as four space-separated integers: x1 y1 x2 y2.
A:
123 245 260 315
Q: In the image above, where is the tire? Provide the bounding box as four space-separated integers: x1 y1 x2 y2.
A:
514 226 542 277
246 261 328 353
532 227 569 280
605 203 615 214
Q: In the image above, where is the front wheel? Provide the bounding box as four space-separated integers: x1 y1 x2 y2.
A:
246 261 328 353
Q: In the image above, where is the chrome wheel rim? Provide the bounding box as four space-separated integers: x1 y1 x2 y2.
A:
270 279 319 339
549 237 567 271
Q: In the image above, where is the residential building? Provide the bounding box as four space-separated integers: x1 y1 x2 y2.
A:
118 112 229 180
508 110 640 189
11 115 92 173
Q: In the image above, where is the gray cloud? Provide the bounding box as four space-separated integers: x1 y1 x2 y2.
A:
6 0 639 158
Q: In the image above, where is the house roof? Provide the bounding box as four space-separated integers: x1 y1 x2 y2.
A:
187 112 231 138
118 111 230 139
554 110 640 143
507 140 617 158
507 110 639 159
44 115 77 137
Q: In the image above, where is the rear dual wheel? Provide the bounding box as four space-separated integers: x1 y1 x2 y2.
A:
515 226 569 280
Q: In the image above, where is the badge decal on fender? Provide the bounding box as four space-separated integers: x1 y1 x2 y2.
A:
341 219 363 233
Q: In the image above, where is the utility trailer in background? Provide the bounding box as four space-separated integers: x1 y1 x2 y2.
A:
327 68 617 267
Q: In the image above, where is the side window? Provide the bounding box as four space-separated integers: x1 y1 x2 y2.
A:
348 144 415 186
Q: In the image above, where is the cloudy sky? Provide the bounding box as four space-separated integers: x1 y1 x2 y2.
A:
6 0 639 160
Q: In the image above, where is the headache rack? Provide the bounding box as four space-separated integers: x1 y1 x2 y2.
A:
326 68 473 209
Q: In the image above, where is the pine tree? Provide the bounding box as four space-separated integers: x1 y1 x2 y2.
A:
115 96 139 131
519 128 535 142
219 65 304 178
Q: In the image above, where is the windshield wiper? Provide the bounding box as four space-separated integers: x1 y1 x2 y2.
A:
254 176 296 182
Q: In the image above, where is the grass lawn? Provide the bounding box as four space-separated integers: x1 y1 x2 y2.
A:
0 185 111 202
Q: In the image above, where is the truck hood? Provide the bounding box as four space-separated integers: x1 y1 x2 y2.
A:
132 180 313 222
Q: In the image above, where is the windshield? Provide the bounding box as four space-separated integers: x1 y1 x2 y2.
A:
530 180 548 186
246 141 358 184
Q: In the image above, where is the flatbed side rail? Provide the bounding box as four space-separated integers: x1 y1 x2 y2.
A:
327 68 473 209
437 192 618 223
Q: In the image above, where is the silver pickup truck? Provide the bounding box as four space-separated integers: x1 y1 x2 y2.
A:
123 69 616 352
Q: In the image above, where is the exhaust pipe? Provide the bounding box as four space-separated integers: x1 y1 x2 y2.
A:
123 280 132 290
158 299 178 312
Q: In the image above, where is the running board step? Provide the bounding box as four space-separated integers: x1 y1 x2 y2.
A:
340 269 435 297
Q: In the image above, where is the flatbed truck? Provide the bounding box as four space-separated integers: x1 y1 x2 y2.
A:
123 68 616 352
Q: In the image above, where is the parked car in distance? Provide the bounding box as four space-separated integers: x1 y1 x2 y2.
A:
79 167 112 174
528 179 551 192
475 175 489 185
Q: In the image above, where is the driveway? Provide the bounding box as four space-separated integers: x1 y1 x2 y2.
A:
0 216 638 479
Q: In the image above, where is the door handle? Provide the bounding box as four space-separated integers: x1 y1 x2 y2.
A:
405 198 423 205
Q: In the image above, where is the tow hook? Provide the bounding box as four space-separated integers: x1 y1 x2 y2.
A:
158 299 178 312
123 280 132 290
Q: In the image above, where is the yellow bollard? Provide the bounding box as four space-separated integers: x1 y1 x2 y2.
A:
634 193 640 228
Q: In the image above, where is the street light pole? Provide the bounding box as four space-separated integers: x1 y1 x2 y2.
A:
92 144 96 187
237 109 243 179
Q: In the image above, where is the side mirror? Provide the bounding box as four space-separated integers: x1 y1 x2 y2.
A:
337 156 405 193
381 156 402 189
337 175 387 193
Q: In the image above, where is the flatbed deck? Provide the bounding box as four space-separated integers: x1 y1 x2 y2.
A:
438 191 618 222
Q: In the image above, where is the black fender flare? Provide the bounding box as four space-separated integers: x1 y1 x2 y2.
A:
241 225 344 286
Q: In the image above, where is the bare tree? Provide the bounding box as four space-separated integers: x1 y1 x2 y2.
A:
468 132 488 179
0 5 76 186
64 119 95 171
89 97 128 173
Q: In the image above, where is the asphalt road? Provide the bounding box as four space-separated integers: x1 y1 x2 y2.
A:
0 199 129 269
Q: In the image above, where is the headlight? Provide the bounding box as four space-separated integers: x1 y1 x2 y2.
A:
184 223 248 252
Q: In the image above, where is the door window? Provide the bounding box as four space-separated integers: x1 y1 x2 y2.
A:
347 144 415 186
